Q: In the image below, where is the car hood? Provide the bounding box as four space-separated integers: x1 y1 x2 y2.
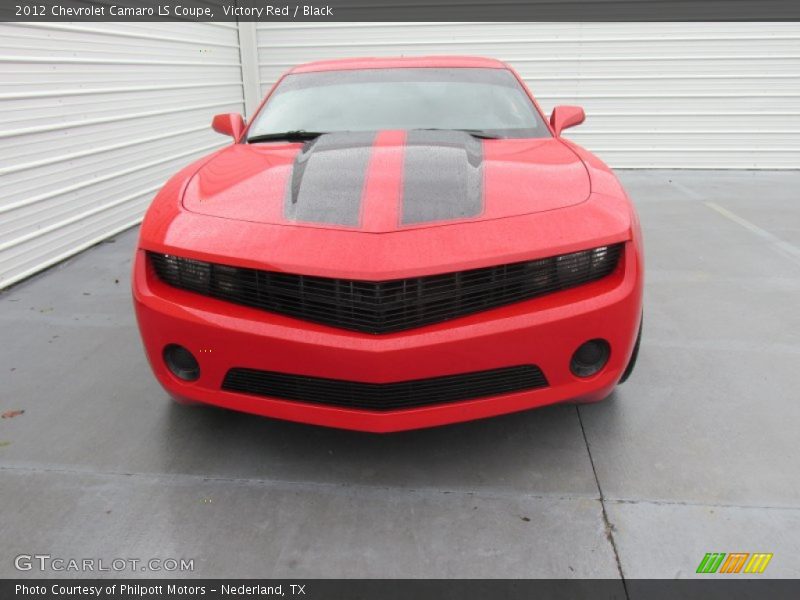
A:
182 130 590 233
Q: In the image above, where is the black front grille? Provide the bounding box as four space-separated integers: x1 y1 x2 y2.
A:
222 365 548 411
148 243 622 334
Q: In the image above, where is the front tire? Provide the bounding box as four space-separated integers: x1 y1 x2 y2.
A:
618 316 642 384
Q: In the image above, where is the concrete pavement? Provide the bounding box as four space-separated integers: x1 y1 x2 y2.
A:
1 170 798 587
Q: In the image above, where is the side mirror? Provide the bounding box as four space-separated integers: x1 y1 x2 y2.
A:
550 105 585 137
211 113 245 141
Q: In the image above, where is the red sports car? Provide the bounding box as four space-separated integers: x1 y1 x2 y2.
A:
133 56 643 432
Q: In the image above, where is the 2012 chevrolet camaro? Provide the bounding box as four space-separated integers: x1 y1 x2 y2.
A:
133 56 643 432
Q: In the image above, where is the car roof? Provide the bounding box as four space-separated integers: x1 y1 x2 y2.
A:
288 56 509 74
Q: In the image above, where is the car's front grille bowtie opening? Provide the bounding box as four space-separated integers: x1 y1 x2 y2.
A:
148 244 623 334
221 365 548 411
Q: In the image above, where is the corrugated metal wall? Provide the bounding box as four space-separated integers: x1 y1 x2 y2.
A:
255 22 800 169
1 21 798 288
0 22 244 288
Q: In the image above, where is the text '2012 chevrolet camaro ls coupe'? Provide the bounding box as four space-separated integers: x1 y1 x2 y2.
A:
132 56 643 432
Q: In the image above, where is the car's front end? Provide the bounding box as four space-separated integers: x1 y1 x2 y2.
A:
132 57 643 432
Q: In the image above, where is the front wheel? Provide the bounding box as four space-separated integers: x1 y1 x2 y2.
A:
618 315 642 384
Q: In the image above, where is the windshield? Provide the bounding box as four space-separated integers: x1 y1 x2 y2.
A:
247 68 550 140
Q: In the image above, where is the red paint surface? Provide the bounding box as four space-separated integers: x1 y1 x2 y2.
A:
133 58 644 432
182 137 590 232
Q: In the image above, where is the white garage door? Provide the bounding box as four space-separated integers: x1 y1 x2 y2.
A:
0 22 244 288
254 22 800 170
1 21 797 289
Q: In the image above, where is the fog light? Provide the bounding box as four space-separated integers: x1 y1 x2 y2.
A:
163 344 200 381
570 339 610 378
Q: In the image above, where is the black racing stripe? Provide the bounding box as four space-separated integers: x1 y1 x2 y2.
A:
401 130 484 225
284 131 376 226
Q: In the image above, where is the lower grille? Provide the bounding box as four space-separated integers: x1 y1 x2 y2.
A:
222 365 548 411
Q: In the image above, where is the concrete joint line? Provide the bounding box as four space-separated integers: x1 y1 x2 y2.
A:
705 201 800 267
576 405 630 598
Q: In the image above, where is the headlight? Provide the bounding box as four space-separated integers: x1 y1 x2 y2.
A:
591 246 610 270
151 254 211 293
554 246 617 287
176 257 211 292
157 253 181 282
556 250 591 284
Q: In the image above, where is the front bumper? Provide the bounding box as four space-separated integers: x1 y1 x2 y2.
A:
133 241 642 432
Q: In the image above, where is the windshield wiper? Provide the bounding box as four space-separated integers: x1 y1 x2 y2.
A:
247 129 501 142
247 130 326 143
417 128 502 140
